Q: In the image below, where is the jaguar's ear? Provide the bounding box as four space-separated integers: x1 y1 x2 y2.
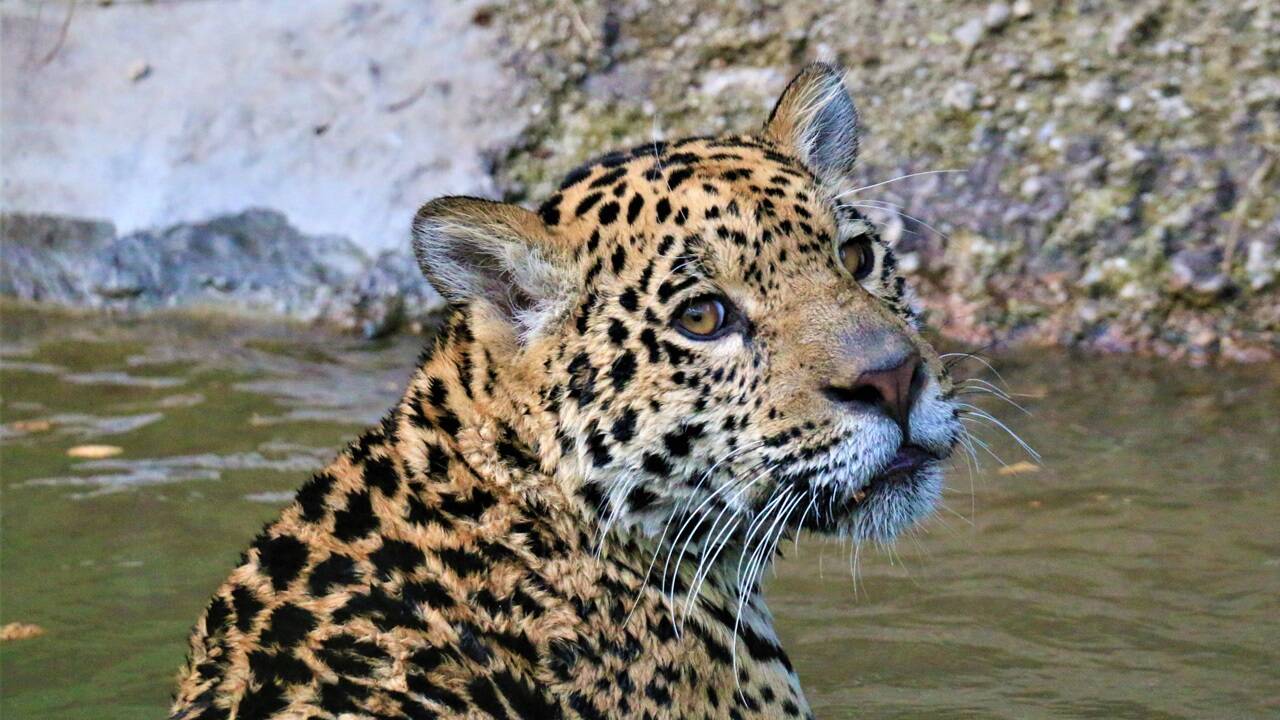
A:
412 197 575 336
763 63 860 183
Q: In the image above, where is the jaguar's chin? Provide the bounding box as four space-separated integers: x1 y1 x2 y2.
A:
801 444 945 541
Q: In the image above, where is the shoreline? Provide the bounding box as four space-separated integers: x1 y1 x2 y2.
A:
3 212 1272 366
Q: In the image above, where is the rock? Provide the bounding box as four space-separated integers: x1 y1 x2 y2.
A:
1168 249 1229 300
341 250 438 339
1028 53 1061 79
952 18 986 49
983 3 1011 30
997 461 1039 476
1245 240 1276 291
1019 176 1044 200
943 81 979 112
103 209 370 319
3 0 522 255
1 209 443 329
1245 76 1280 107
0 213 117 304
4 0 1278 363
9 420 53 434
1078 79 1111 105
67 445 124 459
698 67 787 98
1108 4 1164 57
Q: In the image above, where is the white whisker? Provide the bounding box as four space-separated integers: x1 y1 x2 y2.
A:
838 200 952 243
957 403 1041 463
625 441 764 631
835 169 966 197
942 353 1010 388
731 490 804 696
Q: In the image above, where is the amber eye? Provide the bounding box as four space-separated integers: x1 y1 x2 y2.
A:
674 296 728 339
839 237 875 281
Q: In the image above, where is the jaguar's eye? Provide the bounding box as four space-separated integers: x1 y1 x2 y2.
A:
838 237 875 281
674 296 728 339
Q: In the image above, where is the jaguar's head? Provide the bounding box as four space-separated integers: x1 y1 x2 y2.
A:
413 64 962 569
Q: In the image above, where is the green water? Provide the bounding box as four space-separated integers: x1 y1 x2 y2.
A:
1 307 1277 719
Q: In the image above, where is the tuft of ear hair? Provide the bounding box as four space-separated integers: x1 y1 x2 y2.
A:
764 63 860 184
412 196 574 338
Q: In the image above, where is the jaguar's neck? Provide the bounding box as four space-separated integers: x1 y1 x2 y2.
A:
389 307 579 514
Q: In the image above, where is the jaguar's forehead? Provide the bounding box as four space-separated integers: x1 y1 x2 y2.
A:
534 135 834 256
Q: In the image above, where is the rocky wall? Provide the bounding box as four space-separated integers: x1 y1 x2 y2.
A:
3 0 1277 362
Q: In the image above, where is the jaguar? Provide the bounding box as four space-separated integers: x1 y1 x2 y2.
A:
171 62 963 719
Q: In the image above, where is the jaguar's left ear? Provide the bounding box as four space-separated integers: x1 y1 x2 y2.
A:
412 196 576 340
763 63 860 184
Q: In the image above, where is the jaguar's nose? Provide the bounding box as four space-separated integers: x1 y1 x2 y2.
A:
824 351 923 433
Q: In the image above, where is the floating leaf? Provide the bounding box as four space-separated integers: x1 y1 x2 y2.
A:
67 444 123 459
998 461 1041 476
0 622 45 642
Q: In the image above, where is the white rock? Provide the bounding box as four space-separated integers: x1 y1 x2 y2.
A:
699 67 788 97
943 81 979 111
952 18 986 48
1079 79 1110 105
1246 240 1276 290
1245 77 1280 105
984 3 1011 30
1119 281 1144 299
2 0 523 255
1019 176 1044 199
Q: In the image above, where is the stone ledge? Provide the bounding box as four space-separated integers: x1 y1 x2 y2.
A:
1 210 444 339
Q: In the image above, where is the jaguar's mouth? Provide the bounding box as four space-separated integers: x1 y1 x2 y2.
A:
849 443 939 503
798 443 943 534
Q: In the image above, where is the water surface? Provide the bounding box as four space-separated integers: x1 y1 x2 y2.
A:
2 307 1276 719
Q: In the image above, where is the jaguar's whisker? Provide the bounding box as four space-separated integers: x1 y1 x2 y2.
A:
732 490 804 697
793 493 819 554
957 403 1040 463
630 443 764 632
834 169 966 197
961 427 1008 467
663 459 771 624
936 500 975 527
652 441 763 574
837 200 952 243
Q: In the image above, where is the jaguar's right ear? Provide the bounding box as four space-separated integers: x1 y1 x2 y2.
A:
763 63 860 186
412 197 575 337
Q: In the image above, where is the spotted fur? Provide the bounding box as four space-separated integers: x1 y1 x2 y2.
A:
172 63 962 720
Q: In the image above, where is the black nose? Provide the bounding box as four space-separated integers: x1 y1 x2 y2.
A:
824 352 923 433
